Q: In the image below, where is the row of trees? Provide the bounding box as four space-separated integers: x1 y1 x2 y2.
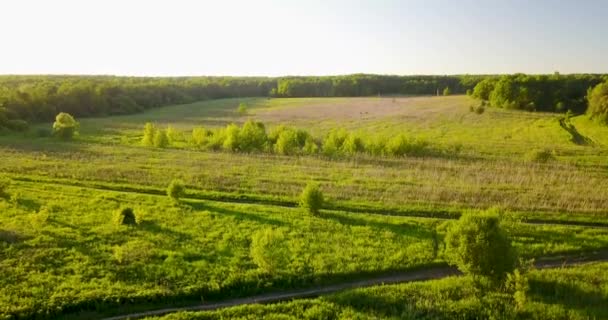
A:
273 74 485 97
0 75 276 130
470 74 608 113
144 120 448 158
0 74 485 131
3 74 608 132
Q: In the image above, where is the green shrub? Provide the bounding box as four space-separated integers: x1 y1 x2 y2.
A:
322 128 348 157
274 128 301 155
222 123 241 151
475 105 485 114
191 126 209 147
141 122 157 146
524 149 555 163
113 207 138 226
443 87 452 96
340 133 364 155
445 209 517 287
302 136 319 154
384 134 429 157
166 125 183 144
167 179 186 201
153 129 170 148
239 120 268 152
587 81 608 125
363 135 387 156
206 128 227 150
237 103 248 116
299 182 324 215
52 112 79 140
250 228 288 274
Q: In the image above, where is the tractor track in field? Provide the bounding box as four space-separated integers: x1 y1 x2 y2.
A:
103 252 608 320
10 174 608 229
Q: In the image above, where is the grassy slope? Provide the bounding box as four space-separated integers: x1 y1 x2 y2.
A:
146 262 608 320
1 180 607 318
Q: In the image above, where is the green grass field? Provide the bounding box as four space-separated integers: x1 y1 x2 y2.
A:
1 95 608 319
146 262 608 320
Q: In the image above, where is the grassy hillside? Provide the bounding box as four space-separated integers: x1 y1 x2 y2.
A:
1 95 607 319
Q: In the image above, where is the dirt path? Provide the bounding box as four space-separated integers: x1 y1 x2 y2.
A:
103 251 608 320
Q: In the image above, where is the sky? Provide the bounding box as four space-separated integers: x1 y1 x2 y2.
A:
1 0 607 76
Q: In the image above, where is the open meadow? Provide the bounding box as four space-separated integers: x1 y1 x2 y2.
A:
1 94 608 319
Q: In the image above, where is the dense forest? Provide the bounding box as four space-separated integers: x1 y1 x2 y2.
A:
471 74 608 113
1 74 608 132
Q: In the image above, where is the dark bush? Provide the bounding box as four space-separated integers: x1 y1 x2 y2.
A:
114 207 138 226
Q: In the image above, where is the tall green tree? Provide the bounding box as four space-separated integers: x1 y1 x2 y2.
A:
52 112 79 139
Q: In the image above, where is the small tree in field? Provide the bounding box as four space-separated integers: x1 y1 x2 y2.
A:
167 179 186 202
445 209 517 287
250 228 288 274
153 129 170 148
443 87 452 96
237 103 248 116
142 122 157 146
299 182 324 215
53 112 79 140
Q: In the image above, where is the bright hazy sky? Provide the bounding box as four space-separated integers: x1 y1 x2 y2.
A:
1 0 607 76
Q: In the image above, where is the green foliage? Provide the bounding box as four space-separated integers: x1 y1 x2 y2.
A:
167 179 186 201
153 129 170 148
299 182 324 215
445 209 517 286
443 87 452 96
237 103 248 116
506 269 529 310
191 126 209 147
166 125 183 144
141 122 157 146
274 127 301 155
524 149 555 163
322 128 348 157
52 112 79 139
239 120 268 152
472 74 603 113
113 207 138 226
384 134 429 157
587 81 608 124
250 228 288 273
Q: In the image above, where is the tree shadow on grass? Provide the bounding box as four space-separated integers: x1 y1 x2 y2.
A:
528 278 608 317
321 211 435 239
324 289 457 320
182 200 287 227
0 229 30 244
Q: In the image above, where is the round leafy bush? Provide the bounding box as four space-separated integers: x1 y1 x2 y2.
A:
445 209 517 286
167 179 186 201
52 112 79 140
299 182 324 215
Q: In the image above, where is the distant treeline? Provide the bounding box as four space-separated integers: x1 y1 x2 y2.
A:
273 74 484 97
1 74 607 131
471 74 608 113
